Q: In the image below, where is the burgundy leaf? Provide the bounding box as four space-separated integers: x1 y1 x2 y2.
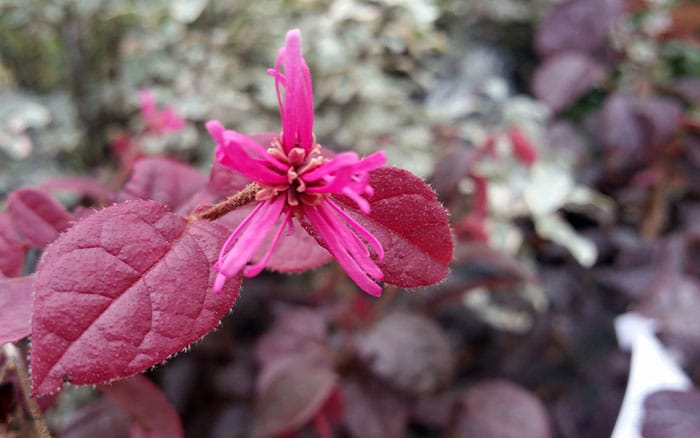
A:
332 167 453 288
642 390 700 438
636 273 700 344
0 213 25 277
219 207 332 273
255 307 328 367
7 188 72 248
0 275 33 344
535 0 623 58
58 397 131 438
356 312 454 394
118 156 207 212
31 200 241 396
207 161 252 200
342 380 407 438
430 145 472 202
252 353 338 438
450 380 552 438
39 176 115 204
599 93 648 168
636 97 683 149
99 374 184 438
533 52 606 113
670 77 700 104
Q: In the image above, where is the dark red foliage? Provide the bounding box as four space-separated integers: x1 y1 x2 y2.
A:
118 156 207 212
7 188 72 248
532 52 606 113
252 353 338 438
356 312 455 394
332 167 453 288
450 380 552 438
98 374 184 438
642 390 700 438
341 380 407 438
0 213 25 277
0 275 33 345
30 200 241 395
535 0 623 58
255 307 328 367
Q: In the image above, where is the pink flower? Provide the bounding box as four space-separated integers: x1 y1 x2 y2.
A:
207 29 387 296
139 90 185 135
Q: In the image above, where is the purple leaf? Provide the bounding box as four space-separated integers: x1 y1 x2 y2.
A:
118 156 207 212
356 312 454 394
207 161 252 199
636 97 683 149
332 167 453 288
255 307 328 367
430 145 472 202
342 381 407 438
670 77 700 103
533 52 606 113
636 273 700 344
0 213 25 277
7 188 72 248
599 93 648 168
99 374 184 438
642 390 700 438
31 200 241 396
535 0 623 58
252 353 338 438
0 275 33 344
58 398 131 437
451 380 552 438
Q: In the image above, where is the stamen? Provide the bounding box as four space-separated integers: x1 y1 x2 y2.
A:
287 190 299 206
288 147 306 166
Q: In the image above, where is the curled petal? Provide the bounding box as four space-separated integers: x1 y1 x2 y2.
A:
272 29 315 153
304 202 383 297
214 196 287 292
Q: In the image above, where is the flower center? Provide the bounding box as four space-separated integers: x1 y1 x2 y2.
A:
255 137 326 210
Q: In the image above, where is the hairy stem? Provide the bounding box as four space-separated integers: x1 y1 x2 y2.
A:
2 344 52 438
188 183 261 222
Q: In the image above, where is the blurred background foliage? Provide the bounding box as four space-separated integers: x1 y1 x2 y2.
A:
0 0 551 184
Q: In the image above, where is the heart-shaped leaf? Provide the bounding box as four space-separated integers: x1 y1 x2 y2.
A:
99 374 184 438
0 213 25 277
0 275 33 344
118 156 207 212
7 187 72 248
332 167 453 288
31 200 240 396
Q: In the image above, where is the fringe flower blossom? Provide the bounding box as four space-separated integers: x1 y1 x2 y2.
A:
139 90 185 135
207 29 387 296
